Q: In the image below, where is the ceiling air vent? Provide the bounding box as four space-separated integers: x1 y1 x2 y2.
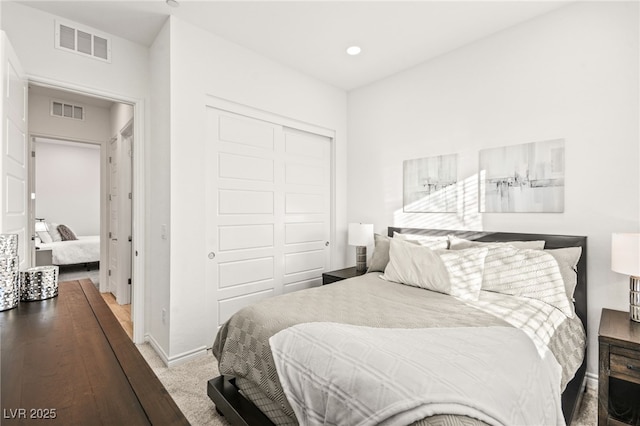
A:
51 100 84 121
55 20 111 63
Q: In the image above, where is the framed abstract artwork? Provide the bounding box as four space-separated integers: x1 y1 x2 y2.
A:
403 154 458 213
479 139 565 213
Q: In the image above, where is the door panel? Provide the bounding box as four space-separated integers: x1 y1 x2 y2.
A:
219 189 273 215
109 238 118 294
108 126 133 306
218 256 273 289
205 107 331 342
109 138 119 295
219 115 274 150
1 34 28 269
120 131 133 305
218 224 274 251
284 222 324 244
218 152 273 182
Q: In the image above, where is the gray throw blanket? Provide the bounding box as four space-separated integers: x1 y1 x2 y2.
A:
270 324 564 426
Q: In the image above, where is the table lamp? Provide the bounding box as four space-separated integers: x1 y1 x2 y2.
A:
611 233 640 322
348 223 373 273
35 219 47 233
35 219 47 245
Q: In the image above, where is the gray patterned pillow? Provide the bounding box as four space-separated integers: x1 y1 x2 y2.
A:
449 236 580 317
367 234 424 272
477 245 574 317
367 234 392 273
58 224 78 241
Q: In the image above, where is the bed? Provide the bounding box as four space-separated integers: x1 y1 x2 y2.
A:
37 236 100 266
208 227 588 426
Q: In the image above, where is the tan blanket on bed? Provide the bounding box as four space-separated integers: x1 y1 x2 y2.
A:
212 273 585 425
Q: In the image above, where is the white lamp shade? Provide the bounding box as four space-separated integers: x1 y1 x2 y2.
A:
348 223 373 246
612 233 640 276
35 221 47 232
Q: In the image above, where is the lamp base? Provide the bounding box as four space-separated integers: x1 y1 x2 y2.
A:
355 246 367 273
631 276 640 322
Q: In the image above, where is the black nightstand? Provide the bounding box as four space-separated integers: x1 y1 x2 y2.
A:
322 267 366 285
598 308 640 425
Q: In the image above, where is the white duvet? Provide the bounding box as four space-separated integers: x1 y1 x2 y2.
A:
270 324 564 426
38 236 100 265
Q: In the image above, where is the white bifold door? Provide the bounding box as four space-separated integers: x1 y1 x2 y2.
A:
205 106 332 342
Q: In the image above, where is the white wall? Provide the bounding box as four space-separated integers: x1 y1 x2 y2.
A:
29 91 111 143
1 2 149 101
148 20 171 355
347 1 639 378
164 16 347 360
34 140 100 236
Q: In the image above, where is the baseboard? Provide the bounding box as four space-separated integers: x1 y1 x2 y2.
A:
166 346 208 367
145 333 170 366
144 334 208 368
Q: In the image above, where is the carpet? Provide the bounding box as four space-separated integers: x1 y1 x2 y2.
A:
136 343 597 426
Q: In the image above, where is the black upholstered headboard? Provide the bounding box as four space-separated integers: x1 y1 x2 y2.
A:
387 227 588 424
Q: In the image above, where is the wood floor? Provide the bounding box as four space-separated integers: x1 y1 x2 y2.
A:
101 292 133 339
0 279 188 425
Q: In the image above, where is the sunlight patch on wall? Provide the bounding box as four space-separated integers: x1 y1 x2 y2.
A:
393 174 482 230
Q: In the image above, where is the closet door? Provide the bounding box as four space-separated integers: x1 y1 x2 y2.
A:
205 106 331 338
282 127 331 293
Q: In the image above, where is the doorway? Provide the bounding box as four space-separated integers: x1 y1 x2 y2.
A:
28 83 135 339
32 137 101 286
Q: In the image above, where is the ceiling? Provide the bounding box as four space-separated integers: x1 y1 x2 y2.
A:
17 1 571 90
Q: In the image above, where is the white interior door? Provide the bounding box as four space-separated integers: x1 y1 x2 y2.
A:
205 106 331 343
1 33 28 269
117 125 132 305
281 127 331 293
108 137 119 295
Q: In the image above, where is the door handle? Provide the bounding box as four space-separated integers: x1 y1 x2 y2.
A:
208 252 216 259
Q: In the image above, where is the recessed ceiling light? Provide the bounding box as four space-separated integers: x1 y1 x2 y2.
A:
166 0 179 7
346 46 362 56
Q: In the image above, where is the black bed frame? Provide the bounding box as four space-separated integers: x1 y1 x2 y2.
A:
208 227 588 426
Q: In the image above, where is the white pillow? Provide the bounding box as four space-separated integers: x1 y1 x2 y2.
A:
382 238 487 301
47 222 62 242
37 231 52 244
394 232 449 249
479 245 574 317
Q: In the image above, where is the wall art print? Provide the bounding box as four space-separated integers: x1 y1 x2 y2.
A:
403 154 458 213
479 139 565 213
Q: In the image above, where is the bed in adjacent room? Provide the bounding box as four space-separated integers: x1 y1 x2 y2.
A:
208 227 588 426
37 236 100 266
36 222 100 266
